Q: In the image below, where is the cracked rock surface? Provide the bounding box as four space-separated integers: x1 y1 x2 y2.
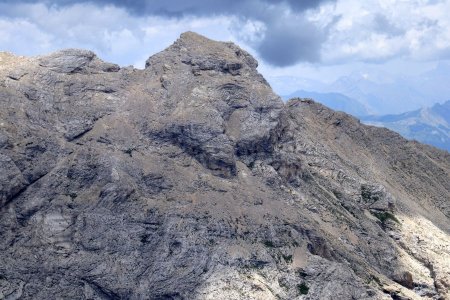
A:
0 32 449 300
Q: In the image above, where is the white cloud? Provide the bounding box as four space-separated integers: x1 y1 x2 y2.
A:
0 3 236 68
0 18 54 54
318 0 450 63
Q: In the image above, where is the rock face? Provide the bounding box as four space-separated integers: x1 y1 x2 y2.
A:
0 32 449 300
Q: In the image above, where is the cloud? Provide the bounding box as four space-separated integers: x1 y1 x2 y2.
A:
0 0 336 67
1 0 449 69
0 0 331 16
255 18 326 66
321 0 450 63
0 2 236 68
372 14 405 37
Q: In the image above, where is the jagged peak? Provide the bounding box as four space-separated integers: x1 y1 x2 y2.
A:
178 31 216 46
145 31 258 72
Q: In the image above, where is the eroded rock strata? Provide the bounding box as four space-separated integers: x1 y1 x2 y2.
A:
0 32 449 300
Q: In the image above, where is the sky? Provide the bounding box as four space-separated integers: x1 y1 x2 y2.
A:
1 0 450 110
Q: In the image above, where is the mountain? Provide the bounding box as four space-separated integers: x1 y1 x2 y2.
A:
269 63 450 116
327 73 426 115
1 32 449 300
407 62 450 107
282 90 370 117
362 100 450 152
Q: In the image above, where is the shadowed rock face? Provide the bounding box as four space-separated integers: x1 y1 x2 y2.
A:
0 32 449 300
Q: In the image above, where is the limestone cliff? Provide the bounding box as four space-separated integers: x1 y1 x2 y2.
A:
0 32 449 300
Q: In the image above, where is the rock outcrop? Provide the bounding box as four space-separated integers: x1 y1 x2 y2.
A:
0 32 449 300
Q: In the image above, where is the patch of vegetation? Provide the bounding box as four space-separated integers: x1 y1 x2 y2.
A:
361 185 383 204
372 211 400 225
123 147 136 157
366 275 382 286
371 275 381 285
263 240 275 248
140 233 150 244
297 282 309 295
361 188 375 202
282 254 293 263
64 192 77 199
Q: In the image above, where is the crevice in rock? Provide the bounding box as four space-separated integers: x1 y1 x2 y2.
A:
0 168 48 211
66 126 94 142
82 278 122 300
65 113 109 142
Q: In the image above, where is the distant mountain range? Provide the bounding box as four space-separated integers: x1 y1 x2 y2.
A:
324 63 450 115
273 62 450 116
282 90 370 117
361 100 450 152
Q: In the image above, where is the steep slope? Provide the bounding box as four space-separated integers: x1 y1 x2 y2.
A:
362 100 450 152
0 32 449 300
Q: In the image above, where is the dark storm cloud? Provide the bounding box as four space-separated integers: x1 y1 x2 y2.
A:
0 0 330 16
0 0 336 66
257 19 326 66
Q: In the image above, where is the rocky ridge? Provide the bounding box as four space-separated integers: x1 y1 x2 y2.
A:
0 32 449 300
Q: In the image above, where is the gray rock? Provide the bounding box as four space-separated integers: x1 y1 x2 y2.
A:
39 49 120 74
0 32 449 300
0 154 26 207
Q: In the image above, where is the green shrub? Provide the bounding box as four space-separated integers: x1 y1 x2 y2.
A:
263 240 275 248
297 283 309 295
372 211 400 225
282 254 293 263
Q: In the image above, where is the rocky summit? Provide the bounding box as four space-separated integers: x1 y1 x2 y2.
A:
0 32 449 300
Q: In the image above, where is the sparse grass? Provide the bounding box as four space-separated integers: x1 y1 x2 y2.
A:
123 147 136 157
361 189 376 202
297 282 309 295
370 275 382 286
282 254 293 263
372 211 400 225
263 240 275 248
64 192 77 199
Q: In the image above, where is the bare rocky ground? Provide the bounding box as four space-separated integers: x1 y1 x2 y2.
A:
0 32 449 300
